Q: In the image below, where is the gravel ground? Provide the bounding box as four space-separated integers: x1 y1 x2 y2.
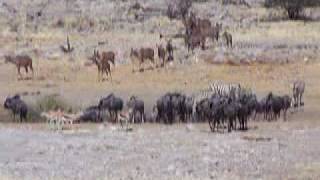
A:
0 122 319 180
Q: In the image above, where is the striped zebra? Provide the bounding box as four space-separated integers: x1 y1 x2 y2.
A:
209 81 241 99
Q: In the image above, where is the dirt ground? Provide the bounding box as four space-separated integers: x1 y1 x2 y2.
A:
0 0 320 179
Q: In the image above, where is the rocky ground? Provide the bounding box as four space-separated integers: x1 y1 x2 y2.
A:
0 0 320 179
0 120 320 180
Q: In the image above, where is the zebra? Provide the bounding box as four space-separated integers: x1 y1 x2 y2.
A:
209 81 241 100
293 80 305 107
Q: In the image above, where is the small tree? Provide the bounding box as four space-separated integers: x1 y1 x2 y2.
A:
265 0 320 20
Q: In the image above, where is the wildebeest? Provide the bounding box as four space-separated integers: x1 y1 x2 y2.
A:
222 31 233 48
99 93 123 123
4 95 28 122
130 47 155 72
281 95 292 121
253 97 267 121
90 50 112 81
127 96 145 123
293 80 305 107
185 96 194 122
77 105 102 123
265 93 292 121
170 93 187 123
4 55 34 78
154 93 174 124
222 98 239 132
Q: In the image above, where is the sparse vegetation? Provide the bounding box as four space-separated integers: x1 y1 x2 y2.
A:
0 0 320 179
265 0 320 20
167 0 192 20
36 95 71 113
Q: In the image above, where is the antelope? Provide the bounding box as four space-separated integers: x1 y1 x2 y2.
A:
4 55 34 78
90 50 112 82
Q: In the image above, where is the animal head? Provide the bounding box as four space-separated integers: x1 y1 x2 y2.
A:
89 49 99 63
216 23 222 31
3 97 12 109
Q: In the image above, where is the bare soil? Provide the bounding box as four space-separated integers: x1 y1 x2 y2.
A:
0 0 320 179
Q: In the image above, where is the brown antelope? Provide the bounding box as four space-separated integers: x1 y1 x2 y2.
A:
100 51 116 67
90 50 112 82
4 55 34 78
130 47 155 72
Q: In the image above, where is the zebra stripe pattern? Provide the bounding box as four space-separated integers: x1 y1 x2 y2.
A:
209 81 241 99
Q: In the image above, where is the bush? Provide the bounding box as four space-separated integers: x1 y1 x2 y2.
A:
265 0 320 20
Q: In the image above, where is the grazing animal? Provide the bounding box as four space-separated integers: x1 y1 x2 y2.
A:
157 44 166 67
222 99 239 132
166 39 174 60
4 55 34 78
99 93 123 123
78 106 102 123
265 93 290 121
130 47 155 72
186 34 205 53
127 96 145 123
293 80 305 107
281 95 292 121
154 93 174 124
223 31 233 48
3 95 28 122
185 96 194 122
100 51 116 67
90 50 112 81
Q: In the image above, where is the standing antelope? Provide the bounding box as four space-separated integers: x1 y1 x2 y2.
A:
4 55 34 79
90 50 112 82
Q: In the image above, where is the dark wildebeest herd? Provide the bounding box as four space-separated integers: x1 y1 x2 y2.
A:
3 80 306 133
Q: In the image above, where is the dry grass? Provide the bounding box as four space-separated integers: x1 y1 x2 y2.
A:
235 21 320 44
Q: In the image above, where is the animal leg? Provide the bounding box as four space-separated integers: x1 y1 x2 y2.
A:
300 93 304 106
17 66 22 79
25 66 28 74
108 69 112 82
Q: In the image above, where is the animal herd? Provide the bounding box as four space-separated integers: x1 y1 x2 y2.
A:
4 10 233 82
3 80 305 133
